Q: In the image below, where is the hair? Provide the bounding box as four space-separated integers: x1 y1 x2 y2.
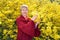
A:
20 4 28 10
20 4 29 16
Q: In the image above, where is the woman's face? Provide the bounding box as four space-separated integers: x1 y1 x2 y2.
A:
21 7 28 17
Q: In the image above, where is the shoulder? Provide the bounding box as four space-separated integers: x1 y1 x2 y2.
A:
27 17 32 20
16 16 23 21
16 16 20 20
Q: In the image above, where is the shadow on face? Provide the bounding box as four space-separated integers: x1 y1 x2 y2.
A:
21 6 28 17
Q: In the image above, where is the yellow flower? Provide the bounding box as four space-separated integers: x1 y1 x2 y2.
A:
0 21 2 24
53 34 60 39
45 27 52 36
7 30 13 35
34 37 39 40
3 29 8 34
10 35 16 38
0 13 5 17
1 0 60 40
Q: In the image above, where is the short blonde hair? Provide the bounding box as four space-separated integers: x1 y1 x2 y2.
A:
20 4 28 10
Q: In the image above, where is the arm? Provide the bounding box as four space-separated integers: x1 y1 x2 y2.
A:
34 22 41 37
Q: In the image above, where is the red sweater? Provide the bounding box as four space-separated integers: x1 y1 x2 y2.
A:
16 15 41 40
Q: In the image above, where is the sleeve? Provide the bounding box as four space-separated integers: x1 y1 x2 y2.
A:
34 24 41 37
16 18 35 37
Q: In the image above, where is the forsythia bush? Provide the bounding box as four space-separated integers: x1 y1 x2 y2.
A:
0 0 60 40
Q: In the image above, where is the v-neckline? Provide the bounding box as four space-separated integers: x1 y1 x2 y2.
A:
20 15 29 21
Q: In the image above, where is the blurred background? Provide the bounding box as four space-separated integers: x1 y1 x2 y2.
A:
0 0 60 40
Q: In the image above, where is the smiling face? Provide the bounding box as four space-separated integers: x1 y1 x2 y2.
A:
21 6 28 17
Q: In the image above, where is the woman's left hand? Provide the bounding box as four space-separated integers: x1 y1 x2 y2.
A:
36 22 40 25
35 22 40 28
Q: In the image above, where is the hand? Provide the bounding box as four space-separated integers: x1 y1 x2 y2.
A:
36 22 40 25
31 14 38 21
35 22 40 28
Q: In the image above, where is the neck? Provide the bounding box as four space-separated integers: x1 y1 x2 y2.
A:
23 15 27 18
22 15 28 20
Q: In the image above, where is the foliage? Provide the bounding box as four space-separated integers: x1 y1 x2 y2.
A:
0 0 60 40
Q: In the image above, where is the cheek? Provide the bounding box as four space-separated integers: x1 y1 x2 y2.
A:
21 10 24 13
25 10 28 13
25 9 28 12
21 11 25 14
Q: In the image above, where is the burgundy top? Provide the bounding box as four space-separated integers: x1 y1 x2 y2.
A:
16 15 41 40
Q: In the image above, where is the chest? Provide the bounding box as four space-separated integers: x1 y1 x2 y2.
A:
23 19 29 24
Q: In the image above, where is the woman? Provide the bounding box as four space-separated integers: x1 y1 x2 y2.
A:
16 5 41 40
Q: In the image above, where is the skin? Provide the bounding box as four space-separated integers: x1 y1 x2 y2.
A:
21 6 28 20
20 6 39 26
